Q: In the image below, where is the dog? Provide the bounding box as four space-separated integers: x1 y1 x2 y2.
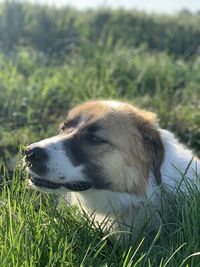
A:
24 100 200 241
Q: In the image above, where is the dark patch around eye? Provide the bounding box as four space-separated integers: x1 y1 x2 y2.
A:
84 134 107 145
63 134 111 190
87 123 101 133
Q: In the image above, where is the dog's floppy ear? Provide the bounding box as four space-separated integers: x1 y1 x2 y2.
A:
139 123 164 185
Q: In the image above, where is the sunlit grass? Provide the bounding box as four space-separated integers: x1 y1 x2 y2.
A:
0 164 199 266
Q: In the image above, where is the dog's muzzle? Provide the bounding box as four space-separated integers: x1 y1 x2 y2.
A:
24 145 92 192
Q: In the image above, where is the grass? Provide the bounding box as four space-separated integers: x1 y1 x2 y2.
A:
0 46 199 162
0 165 200 266
0 3 200 266
0 55 200 266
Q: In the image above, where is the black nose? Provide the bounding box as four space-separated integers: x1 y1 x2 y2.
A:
24 146 48 163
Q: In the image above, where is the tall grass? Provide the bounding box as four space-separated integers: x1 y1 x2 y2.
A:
0 165 200 266
0 45 199 160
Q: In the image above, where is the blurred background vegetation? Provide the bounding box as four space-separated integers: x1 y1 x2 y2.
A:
0 1 199 164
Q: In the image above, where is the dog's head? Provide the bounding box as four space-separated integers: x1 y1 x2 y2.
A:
24 100 164 194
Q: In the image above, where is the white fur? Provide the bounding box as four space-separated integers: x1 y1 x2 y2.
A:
160 129 199 189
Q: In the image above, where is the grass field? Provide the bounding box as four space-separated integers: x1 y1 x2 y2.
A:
0 3 200 266
0 167 200 266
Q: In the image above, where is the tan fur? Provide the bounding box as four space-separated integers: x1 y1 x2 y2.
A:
68 100 164 195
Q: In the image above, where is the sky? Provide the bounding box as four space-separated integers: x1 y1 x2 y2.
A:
24 0 200 14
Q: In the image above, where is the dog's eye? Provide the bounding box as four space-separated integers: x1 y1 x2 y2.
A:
85 135 107 145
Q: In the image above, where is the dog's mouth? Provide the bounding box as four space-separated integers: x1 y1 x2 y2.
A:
30 177 92 191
